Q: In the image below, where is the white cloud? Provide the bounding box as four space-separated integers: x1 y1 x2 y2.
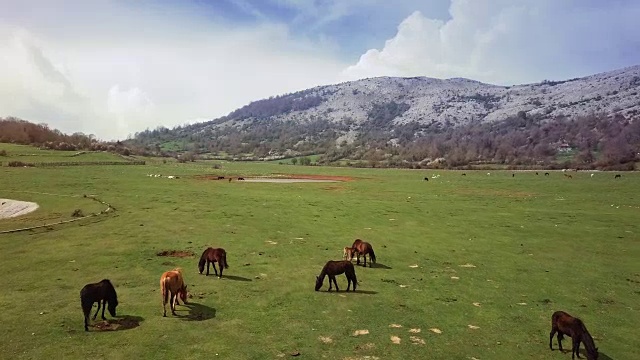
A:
342 0 640 85
0 1 346 140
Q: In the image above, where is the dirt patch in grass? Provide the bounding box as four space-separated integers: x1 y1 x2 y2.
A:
156 250 195 258
354 343 375 351
92 316 142 331
353 329 369 336
409 336 425 345
192 173 356 183
390 336 401 344
273 173 356 182
318 336 333 344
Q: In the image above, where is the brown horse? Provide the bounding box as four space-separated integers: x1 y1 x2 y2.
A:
315 260 357 292
343 246 356 261
198 247 229 278
80 279 118 331
549 311 599 360
160 268 188 317
351 239 377 267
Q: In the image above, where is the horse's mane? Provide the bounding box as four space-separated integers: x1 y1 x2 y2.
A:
172 267 184 275
198 248 213 270
578 320 597 354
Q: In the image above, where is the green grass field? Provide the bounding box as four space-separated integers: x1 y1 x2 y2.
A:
0 143 132 165
1 147 639 360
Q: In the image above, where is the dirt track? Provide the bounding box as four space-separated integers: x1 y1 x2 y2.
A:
0 199 39 219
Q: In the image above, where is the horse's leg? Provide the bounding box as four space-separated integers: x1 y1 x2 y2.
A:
573 338 581 359
549 326 557 350
170 293 177 316
557 332 564 352
83 305 91 331
213 261 219 277
92 300 101 320
333 276 339 292
163 288 169 317
363 254 367 267
346 275 352 291
327 276 334 291
206 260 210 276
219 262 223 278
100 300 107 320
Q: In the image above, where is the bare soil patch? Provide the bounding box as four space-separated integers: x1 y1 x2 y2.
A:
91 316 142 331
353 329 369 336
156 250 195 258
318 336 333 344
390 336 401 344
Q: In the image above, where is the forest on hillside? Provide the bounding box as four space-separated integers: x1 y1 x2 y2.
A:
131 112 640 170
0 117 132 154
2 113 639 170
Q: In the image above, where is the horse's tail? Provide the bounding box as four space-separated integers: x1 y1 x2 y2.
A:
160 275 168 304
221 251 229 269
369 247 376 263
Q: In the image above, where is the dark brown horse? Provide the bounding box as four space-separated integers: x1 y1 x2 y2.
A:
80 279 118 331
351 239 377 267
198 247 229 278
315 260 357 292
549 311 599 360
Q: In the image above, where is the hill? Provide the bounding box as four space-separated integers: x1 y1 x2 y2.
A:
129 65 640 169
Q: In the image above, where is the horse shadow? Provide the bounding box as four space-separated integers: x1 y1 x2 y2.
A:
92 315 144 331
354 290 378 295
370 262 392 270
587 350 614 360
319 289 378 295
221 275 253 282
176 302 216 321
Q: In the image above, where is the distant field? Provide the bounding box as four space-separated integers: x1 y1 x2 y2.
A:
0 145 638 360
0 143 133 165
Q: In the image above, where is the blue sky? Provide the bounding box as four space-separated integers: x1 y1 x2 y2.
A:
1 0 639 140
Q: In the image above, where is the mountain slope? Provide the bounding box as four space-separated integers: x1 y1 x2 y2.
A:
130 65 640 168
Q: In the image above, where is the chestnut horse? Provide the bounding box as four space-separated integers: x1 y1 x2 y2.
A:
549 311 599 360
80 279 118 331
351 239 377 267
315 260 357 292
198 247 229 278
343 246 356 261
160 268 188 317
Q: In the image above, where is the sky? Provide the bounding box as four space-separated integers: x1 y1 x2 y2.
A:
1 0 639 140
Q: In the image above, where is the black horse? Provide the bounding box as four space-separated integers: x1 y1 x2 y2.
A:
80 279 118 331
315 260 358 292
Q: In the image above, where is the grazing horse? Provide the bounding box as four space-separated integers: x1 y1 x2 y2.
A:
462 173 466 176
423 177 429 181
160 268 188 317
315 260 357 292
564 173 573 179
549 311 599 360
351 239 377 267
198 247 229 278
80 279 118 331
615 174 621 179
238 177 245 180
536 172 539 175
217 176 225 180
545 172 550 176
343 246 356 261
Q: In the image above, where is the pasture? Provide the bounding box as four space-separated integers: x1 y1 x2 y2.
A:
0 151 639 359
